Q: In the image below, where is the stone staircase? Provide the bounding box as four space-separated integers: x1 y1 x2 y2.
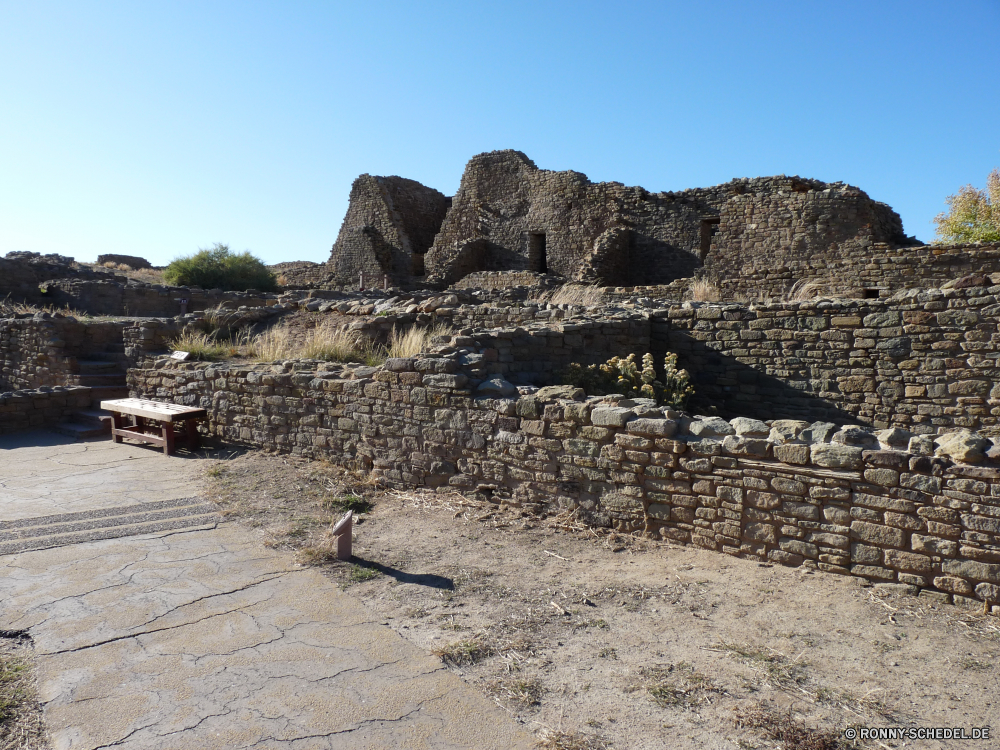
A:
54 352 130 439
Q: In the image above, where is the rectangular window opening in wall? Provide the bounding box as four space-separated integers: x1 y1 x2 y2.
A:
699 218 720 260
529 233 547 274
863 288 880 299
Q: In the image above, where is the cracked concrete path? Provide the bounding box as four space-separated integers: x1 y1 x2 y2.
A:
0 432 532 749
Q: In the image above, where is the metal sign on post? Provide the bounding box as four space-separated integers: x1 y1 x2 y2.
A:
170 351 191 361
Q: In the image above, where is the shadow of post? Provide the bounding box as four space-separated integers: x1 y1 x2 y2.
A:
349 557 455 590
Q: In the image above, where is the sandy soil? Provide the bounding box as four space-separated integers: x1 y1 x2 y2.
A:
204 451 1000 750
0 634 48 750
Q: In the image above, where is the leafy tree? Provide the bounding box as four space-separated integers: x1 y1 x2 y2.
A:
934 168 1000 244
164 243 278 292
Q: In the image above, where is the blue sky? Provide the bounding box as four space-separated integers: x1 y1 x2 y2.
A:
2 1 998 267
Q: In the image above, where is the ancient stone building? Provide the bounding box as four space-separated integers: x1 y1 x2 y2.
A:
327 175 451 288
323 150 915 295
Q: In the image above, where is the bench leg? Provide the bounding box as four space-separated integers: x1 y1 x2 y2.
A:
188 419 201 450
162 423 175 455
112 412 123 443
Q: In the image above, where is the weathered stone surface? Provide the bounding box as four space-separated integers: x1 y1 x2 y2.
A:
476 377 517 397
810 443 863 469
730 417 769 437
688 416 735 437
934 430 989 464
627 418 677 437
768 420 809 444
534 385 585 402
591 407 635 427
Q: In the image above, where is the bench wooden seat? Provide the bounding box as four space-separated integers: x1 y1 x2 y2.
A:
101 398 207 455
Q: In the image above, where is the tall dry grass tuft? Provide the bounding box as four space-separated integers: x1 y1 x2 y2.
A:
300 327 371 363
386 323 453 358
534 284 606 306
782 279 826 303
98 261 166 285
689 278 721 302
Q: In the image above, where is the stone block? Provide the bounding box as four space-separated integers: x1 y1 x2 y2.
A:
851 521 905 548
810 443 863 469
591 407 635 427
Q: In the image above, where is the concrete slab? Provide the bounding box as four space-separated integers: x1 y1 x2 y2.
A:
0 432 532 749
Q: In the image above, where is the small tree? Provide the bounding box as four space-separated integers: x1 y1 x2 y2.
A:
164 243 278 292
934 168 1000 244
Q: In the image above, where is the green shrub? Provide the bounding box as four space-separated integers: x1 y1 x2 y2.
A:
164 243 278 292
559 352 693 409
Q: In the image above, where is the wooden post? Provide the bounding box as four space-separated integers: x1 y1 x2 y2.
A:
383 273 389 290
331 510 353 560
359 272 365 291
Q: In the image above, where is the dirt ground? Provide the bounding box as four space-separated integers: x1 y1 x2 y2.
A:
0 634 48 750
205 451 1000 750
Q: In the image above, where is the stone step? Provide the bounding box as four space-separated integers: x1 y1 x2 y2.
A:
51 421 111 439
88 386 130 409
77 360 120 374
72 408 113 428
77 373 128 387
0 498 219 556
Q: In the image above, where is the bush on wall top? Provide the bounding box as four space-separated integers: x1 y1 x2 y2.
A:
163 243 278 292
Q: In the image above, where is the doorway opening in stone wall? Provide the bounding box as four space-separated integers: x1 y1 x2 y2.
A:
412 251 425 277
529 232 547 274
699 218 720 261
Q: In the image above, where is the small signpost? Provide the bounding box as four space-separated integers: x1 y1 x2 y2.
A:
330 510 353 560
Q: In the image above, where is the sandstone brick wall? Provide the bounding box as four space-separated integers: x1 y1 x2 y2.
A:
328 175 451 288
128 358 1000 609
96 254 153 270
710 242 1000 301
423 151 907 291
0 317 127 390
43 280 276 317
658 287 1000 434
0 385 93 434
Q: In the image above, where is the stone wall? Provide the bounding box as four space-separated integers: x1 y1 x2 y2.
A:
328 175 451 288
658 286 1000 435
96 254 153 270
422 151 908 291
42 280 277 317
0 316 127 390
709 242 1000 301
128 358 1000 610
0 386 93 434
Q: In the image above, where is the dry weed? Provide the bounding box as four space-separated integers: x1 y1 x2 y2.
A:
733 704 845 750
535 729 609 750
386 323 453 358
689 278 721 302
782 279 826 302
533 284 606 307
0 636 49 750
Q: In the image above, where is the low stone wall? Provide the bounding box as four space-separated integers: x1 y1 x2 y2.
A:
0 316 127 390
43 279 278 317
129 357 1000 610
707 242 1000 301
658 285 1000 434
0 386 92 434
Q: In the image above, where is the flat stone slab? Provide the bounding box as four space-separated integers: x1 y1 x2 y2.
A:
0 432 531 750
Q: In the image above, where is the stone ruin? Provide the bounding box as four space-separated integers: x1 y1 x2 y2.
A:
6 151 1000 613
282 149 940 298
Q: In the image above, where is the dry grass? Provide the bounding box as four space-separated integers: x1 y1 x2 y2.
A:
1 296 93 320
733 704 845 750
689 278 721 302
386 323 452 358
536 729 609 750
96 261 166 284
782 279 826 302
0 636 49 750
533 284 606 307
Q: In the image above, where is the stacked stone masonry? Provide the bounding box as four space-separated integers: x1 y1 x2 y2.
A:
0 386 93 434
128 357 1000 609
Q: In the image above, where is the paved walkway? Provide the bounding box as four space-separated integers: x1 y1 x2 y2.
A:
0 431 532 749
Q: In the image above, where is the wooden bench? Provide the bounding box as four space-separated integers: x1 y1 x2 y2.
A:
101 398 207 455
